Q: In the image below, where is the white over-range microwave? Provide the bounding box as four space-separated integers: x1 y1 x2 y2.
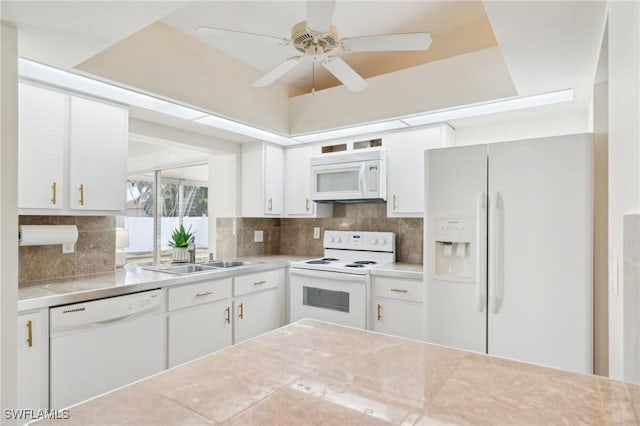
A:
310 148 387 202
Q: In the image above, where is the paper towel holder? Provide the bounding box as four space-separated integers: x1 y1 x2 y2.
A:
18 225 79 252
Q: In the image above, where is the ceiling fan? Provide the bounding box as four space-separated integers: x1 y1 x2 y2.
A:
196 0 432 92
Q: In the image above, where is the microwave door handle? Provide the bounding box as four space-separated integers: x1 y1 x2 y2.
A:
360 163 366 196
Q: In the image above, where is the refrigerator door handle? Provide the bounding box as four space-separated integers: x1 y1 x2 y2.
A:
475 191 486 312
489 190 502 314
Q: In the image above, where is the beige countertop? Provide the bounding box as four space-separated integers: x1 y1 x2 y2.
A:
18 256 306 312
36 319 639 425
370 262 423 280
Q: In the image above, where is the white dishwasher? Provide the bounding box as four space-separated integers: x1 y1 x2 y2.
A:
50 289 165 409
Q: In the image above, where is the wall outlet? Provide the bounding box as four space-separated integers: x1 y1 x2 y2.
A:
62 243 75 254
254 230 264 242
313 227 321 239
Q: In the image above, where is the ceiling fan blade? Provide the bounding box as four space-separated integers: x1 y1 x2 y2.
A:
306 0 336 32
196 26 288 45
253 57 304 87
340 33 432 52
322 57 368 92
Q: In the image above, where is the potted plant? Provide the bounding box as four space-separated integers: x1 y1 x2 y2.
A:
169 224 194 263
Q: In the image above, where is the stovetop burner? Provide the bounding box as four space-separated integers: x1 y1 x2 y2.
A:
306 257 341 265
345 264 365 268
353 260 377 265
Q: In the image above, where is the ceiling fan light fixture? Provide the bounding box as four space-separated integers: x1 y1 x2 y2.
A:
291 21 339 55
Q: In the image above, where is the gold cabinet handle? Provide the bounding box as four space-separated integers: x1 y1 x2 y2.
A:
225 306 231 324
196 291 213 297
253 280 266 286
51 182 57 205
238 302 244 320
26 320 33 348
377 304 382 321
392 194 397 210
390 288 408 293
78 184 85 206
305 198 310 211
268 198 273 212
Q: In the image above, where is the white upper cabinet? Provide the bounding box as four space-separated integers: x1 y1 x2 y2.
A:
18 84 66 210
68 96 128 211
385 125 454 217
283 145 332 218
18 83 128 214
241 142 283 217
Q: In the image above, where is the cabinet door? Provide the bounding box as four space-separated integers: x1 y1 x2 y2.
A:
284 145 313 216
18 83 66 210
386 126 454 217
17 311 48 410
233 288 279 343
372 298 423 340
68 96 128 211
264 144 283 215
168 299 232 368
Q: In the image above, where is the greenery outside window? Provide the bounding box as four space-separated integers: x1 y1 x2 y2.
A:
122 165 208 265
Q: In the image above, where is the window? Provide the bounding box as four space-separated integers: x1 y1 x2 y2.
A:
121 164 208 265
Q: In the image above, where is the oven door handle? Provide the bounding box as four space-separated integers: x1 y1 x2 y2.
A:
290 268 366 282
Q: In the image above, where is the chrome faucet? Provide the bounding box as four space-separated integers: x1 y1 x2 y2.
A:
188 238 196 264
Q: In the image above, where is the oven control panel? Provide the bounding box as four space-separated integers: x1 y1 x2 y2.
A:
324 230 395 251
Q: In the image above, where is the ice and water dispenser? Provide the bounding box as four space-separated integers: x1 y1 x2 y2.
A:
434 218 473 279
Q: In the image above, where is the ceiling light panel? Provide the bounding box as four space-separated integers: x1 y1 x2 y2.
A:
194 115 296 146
401 89 574 126
293 120 408 143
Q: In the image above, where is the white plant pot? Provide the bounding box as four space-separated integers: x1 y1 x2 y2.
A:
172 247 190 263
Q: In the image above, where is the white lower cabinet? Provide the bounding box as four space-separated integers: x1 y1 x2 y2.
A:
233 269 282 343
167 268 285 366
17 309 49 410
371 275 423 340
167 278 233 368
234 289 279 344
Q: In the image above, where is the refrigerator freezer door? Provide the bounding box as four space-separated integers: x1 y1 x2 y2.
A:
425 144 488 353
487 134 593 374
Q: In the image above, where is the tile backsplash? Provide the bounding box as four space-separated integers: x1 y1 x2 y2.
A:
19 215 115 283
217 203 423 264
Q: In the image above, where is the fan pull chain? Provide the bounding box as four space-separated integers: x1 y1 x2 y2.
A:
312 61 316 95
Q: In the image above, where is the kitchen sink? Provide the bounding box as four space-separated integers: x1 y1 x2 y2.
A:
203 260 250 268
144 264 219 275
145 260 256 275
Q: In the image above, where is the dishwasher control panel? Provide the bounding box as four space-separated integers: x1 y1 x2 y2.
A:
120 291 160 316
50 289 163 336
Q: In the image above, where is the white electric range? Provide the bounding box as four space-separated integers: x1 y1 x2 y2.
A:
289 230 396 329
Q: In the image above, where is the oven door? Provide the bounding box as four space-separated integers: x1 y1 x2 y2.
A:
311 161 365 201
289 268 367 329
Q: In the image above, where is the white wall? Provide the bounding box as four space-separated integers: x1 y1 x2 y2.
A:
452 101 591 146
594 80 609 376
78 22 292 135
608 1 640 381
289 47 516 135
0 23 19 414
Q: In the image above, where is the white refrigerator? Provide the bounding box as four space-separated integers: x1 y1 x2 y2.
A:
424 134 593 374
